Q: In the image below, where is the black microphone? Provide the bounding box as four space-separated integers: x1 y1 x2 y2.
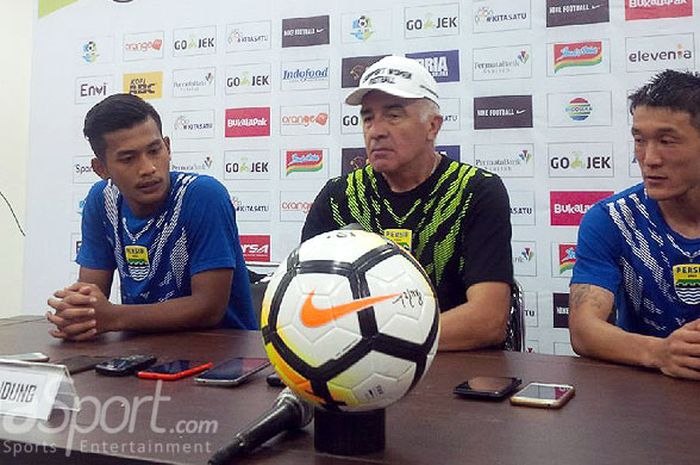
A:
208 388 313 464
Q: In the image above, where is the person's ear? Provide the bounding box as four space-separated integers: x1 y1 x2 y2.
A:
164 136 171 160
91 157 109 180
427 114 443 142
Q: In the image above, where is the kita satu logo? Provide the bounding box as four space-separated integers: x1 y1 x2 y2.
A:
554 41 603 73
350 15 374 41
559 244 577 274
286 150 323 175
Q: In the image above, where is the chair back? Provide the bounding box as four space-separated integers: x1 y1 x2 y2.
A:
503 279 526 352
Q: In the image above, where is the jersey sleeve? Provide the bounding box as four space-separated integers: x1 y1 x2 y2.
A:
461 174 513 289
182 177 240 276
301 181 338 242
76 181 116 271
570 202 622 293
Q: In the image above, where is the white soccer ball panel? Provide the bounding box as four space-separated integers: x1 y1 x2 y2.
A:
276 323 363 368
298 230 390 263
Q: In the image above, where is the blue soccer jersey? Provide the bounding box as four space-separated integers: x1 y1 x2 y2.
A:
77 172 256 330
572 183 700 337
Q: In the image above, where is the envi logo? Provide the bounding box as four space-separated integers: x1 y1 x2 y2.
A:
550 191 613 226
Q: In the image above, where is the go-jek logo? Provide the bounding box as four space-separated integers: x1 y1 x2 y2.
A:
405 3 460 38
554 41 603 73
350 15 374 41
566 97 592 121
82 41 99 63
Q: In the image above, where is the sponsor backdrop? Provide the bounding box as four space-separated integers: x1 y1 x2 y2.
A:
24 0 698 355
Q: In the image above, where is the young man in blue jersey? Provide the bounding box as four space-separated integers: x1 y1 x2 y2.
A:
302 56 513 351
47 94 256 340
570 70 700 380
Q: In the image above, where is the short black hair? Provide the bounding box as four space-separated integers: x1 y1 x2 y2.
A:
629 69 700 132
83 93 163 159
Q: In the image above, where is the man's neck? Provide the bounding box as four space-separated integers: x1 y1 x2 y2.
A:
382 151 441 193
658 194 700 239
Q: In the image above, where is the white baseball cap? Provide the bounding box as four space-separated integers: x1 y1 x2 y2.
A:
345 55 439 107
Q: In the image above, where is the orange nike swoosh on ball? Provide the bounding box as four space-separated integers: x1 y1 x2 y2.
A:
301 290 400 328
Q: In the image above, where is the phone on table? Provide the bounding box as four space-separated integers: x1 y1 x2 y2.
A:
266 372 284 387
195 357 271 386
453 376 521 400
0 352 50 362
510 382 575 409
95 355 157 377
137 360 213 381
56 355 112 374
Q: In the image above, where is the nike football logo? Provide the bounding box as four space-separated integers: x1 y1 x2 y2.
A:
301 290 400 328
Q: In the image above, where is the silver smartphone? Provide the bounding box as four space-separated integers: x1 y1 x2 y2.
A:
0 352 50 362
194 357 270 387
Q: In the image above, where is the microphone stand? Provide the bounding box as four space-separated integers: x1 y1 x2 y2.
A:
314 407 385 455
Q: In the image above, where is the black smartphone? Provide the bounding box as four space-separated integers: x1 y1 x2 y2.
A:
137 360 213 381
194 357 271 387
454 376 521 400
56 355 112 374
95 355 157 377
266 372 284 387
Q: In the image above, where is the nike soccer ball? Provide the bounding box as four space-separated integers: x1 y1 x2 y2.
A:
261 229 439 412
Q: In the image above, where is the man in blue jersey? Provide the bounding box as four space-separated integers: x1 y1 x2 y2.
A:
570 70 700 380
47 94 256 340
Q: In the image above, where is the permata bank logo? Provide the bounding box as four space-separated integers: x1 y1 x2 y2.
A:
225 63 271 94
547 91 612 127
625 0 693 20
550 41 608 76
342 11 391 43
283 149 326 178
172 26 216 57
405 50 460 83
341 55 388 88
473 45 532 81
226 21 271 52
230 192 271 222
280 105 330 136
225 108 271 138
240 235 271 262
123 31 164 61
474 95 533 130
280 191 316 222
512 241 537 277
281 60 330 91
172 110 215 139
626 33 695 73
553 293 570 329
546 0 610 27
75 75 112 104
473 0 531 33
79 37 114 64
282 15 330 48
550 191 612 226
548 142 614 178
474 144 535 178
172 67 215 98
224 151 271 180
558 243 577 276
510 190 536 226
123 72 163 100
170 152 215 176
404 3 460 38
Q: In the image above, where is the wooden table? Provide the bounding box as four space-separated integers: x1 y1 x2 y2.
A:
0 318 697 464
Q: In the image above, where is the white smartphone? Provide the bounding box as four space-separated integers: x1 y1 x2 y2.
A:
0 352 50 362
510 382 575 409
194 357 270 387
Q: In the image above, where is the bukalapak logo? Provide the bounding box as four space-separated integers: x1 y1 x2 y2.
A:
550 191 613 226
240 235 271 262
626 33 695 73
341 55 388 88
404 3 460 38
225 108 270 138
474 95 533 129
625 0 693 20
546 0 610 27
405 50 460 83
282 15 330 48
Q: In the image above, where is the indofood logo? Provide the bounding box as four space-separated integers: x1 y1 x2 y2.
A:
566 97 592 121
82 40 99 63
554 41 603 73
285 150 324 175
281 60 329 90
350 15 374 41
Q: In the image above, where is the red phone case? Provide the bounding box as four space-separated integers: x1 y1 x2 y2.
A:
137 362 213 381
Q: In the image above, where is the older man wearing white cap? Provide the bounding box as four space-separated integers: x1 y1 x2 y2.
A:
302 56 513 351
